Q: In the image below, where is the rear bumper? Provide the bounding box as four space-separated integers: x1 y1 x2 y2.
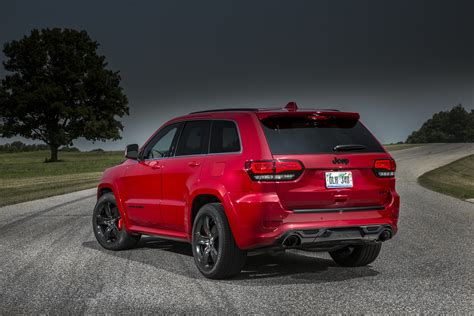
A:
226 190 400 250
277 224 392 251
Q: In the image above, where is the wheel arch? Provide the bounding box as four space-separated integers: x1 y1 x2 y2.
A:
97 181 130 228
97 185 113 198
187 186 242 246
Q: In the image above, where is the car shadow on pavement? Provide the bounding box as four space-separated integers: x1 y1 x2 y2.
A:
83 236 379 285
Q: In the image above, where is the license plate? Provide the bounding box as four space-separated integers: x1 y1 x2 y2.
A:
325 171 353 188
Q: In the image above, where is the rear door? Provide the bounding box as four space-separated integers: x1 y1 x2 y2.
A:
259 114 393 211
160 120 211 231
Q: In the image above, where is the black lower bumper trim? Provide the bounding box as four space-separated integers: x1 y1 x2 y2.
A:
278 224 393 250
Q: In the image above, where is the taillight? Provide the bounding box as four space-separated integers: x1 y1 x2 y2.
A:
245 160 304 181
374 159 396 178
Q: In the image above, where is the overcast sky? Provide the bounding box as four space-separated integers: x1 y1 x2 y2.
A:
1 0 473 150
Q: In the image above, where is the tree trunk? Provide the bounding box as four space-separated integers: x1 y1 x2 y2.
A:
49 145 59 162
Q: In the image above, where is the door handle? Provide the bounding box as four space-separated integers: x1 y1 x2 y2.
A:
188 161 201 167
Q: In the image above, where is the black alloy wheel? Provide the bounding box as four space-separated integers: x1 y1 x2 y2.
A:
92 192 140 250
191 203 247 279
194 214 219 270
95 200 121 244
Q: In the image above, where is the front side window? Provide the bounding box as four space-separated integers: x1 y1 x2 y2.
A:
143 124 180 159
175 121 211 156
210 120 240 153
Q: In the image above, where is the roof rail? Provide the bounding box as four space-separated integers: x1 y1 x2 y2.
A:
189 106 340 114
189 108 259 114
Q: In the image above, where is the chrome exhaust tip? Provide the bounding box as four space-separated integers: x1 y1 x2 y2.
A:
378 229 392 242
282 234 301 248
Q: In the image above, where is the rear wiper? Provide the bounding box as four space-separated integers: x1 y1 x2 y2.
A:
333 144 367 152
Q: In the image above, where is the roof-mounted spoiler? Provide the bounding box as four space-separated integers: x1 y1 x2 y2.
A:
257 102 359 121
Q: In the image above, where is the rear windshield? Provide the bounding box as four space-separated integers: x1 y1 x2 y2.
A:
260 117 384 154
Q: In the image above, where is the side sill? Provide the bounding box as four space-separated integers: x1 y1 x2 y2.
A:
127 225 189 243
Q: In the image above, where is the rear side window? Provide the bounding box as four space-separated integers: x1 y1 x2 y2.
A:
210 121 241 154
261 117 384 154
175 121 211 156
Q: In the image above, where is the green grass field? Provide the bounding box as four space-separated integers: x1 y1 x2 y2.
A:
418 154 474 200
0 150 123 206
383 143 423 151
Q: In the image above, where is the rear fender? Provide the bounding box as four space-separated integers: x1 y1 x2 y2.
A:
188 183 242 246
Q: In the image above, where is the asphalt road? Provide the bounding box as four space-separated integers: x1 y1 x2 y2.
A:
1 143 473 314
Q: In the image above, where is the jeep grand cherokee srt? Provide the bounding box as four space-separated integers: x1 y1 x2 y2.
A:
93 102 399 279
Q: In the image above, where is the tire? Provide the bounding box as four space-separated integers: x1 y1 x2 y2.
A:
192 203 247 279
92 192 140 250
329 243 382 267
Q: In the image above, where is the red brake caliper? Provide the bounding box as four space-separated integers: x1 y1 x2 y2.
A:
118 218 123 230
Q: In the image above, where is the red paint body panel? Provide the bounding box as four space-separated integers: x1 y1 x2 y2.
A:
97 108 400 250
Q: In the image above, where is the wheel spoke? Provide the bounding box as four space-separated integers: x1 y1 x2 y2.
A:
210 246 218 263
110 225 119 239
203 216 211 236
104 226 113 240
195 233 209 245
210 225 218 239
104 202 112 218
202 248 210 265
96 215 107 225
111 206 120 220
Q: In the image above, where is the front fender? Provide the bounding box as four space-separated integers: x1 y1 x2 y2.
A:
97 180 131 230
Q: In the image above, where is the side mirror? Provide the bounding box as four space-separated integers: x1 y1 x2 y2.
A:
125 144 139 160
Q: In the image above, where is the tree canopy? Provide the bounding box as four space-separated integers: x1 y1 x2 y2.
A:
406 105 474 143
0 28 129 161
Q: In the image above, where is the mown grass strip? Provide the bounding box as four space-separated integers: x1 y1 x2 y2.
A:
384 144 423 151
0 151 123 206
418 154 474 200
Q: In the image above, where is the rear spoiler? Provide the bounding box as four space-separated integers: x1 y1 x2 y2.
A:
256 111 360 121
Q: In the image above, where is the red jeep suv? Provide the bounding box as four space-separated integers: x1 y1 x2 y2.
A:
93 102 399 279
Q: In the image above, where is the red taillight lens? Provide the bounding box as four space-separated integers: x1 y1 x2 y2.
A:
246 160 304 181
249 161 274 174
274 161 303 173
374 159 396 177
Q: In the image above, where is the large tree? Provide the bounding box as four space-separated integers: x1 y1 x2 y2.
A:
0 28 128 161
406 104 474 143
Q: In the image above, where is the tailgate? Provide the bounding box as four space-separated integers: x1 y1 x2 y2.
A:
258 111 394 211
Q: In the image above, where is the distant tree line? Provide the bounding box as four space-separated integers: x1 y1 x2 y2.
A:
0 141 82 153
0 141 49 152
406 105 474 143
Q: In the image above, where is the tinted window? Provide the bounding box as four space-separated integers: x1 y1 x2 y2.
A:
175 121 211 156
261 117 384 154
144 124 179 159
210 121 240 154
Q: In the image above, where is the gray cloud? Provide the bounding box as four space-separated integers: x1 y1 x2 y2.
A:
1 0 472 150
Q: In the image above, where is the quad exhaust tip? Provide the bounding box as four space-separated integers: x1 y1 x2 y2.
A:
282 234 301 247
